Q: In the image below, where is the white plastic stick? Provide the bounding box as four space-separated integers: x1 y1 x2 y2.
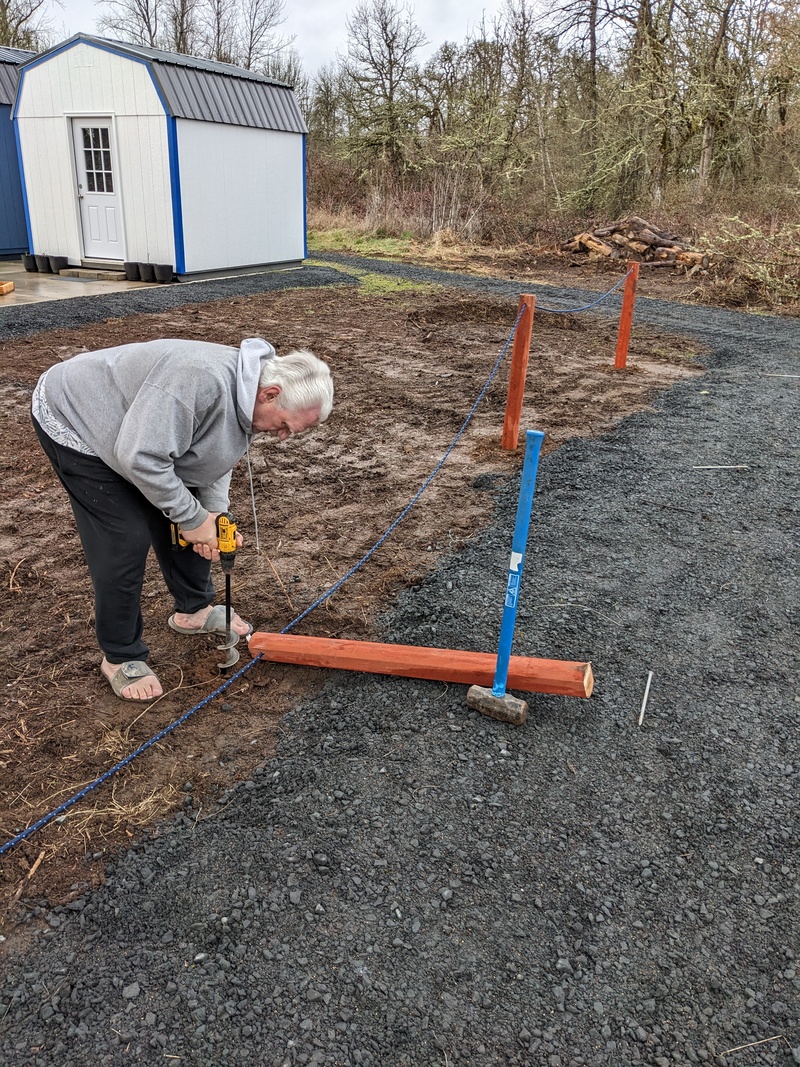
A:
638 671 653 727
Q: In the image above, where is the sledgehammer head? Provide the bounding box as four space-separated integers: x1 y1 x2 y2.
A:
466 685 528 726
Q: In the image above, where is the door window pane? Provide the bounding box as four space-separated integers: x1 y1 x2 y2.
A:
81 127 114 196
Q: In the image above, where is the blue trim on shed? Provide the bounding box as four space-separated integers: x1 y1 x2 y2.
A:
302 133 308 260
166 117 186 274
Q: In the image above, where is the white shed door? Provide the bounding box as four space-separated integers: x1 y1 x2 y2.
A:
71 120 122 261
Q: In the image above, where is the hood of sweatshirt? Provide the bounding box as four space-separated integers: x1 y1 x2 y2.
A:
236 337 277 435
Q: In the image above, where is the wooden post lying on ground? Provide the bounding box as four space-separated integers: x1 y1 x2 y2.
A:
0 282 15 296
501 294 535 450
248 632 594 698
614 261 640 369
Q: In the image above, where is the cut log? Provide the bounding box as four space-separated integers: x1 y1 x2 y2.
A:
248 632 595 698
593 221 627 238
581 234 616 257
675 250 710 268
637 228 689 250
625 215 651 230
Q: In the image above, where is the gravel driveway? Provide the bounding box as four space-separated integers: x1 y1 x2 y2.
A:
1 258 798 1067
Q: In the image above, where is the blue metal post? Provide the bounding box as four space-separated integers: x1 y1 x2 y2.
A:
492 429 545 698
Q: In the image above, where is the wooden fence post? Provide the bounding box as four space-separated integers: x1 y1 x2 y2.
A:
614 261 640 369
501 294 536 450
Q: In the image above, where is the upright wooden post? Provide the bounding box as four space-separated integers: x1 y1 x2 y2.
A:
614 261 640 369
501 294 535 450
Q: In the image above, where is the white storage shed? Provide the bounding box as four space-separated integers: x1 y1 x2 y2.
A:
13 34 308 278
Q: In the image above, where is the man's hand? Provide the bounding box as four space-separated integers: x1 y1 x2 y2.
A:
181 513 244 561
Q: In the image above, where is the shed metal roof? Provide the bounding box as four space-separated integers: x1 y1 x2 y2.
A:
23 35 307 134
0 47 36 106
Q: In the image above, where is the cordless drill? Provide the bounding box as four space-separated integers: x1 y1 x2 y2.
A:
216 513 238 666
215 513 237 574
170 513 239 668
169 513 238 565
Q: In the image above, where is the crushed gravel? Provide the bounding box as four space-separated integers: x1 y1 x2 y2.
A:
1 257 798 1067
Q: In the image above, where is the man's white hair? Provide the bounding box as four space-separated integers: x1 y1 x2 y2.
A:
259 349 333 421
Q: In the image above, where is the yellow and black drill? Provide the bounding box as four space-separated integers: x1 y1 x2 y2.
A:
170 512 239 668
215 513 238 666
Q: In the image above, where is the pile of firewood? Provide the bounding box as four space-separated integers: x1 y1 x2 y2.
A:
562 216 710 270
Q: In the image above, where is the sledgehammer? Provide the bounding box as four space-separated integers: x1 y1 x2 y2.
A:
467 429 545 726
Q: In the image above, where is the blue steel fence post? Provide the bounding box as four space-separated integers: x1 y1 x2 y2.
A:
492 429 545 698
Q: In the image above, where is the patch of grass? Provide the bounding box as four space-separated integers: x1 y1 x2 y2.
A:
308 227 416 259
357 272 437 296
306 253 438 296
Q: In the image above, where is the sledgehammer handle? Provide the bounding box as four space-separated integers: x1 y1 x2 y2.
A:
493 429 545 698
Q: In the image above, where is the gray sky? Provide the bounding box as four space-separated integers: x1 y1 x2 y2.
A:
53 0 496 76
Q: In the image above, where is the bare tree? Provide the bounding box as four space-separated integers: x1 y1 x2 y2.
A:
691 0 737 192
97 0 161 47
261 45 305 91
0 0 52 48
342 0 426 176
163 0 199 54
307 62 349 142
235 0 286 70
199 0 237 62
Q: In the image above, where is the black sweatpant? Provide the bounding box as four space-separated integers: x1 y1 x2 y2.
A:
33 417 215 664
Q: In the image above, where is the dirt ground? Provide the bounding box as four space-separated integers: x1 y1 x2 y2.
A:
0 279 704 937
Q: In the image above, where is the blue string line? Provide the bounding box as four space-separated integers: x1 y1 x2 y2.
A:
536 269 632 314
0 659 260 857
0 306 525 859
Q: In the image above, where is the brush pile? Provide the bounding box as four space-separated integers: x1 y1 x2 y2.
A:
562 215 710 271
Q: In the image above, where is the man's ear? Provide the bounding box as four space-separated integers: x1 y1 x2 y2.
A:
258 385 282 404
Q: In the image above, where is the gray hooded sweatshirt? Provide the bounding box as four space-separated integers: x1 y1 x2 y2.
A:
39 337 275 530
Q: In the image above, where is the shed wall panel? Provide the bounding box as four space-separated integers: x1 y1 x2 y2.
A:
177 120 304 273
113 115 174 264
16 43 164 118
19 117 82 260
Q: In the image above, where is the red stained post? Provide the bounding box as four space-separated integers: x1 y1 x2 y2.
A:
501 294 536 450
249 632 594 698
614 261 640 370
